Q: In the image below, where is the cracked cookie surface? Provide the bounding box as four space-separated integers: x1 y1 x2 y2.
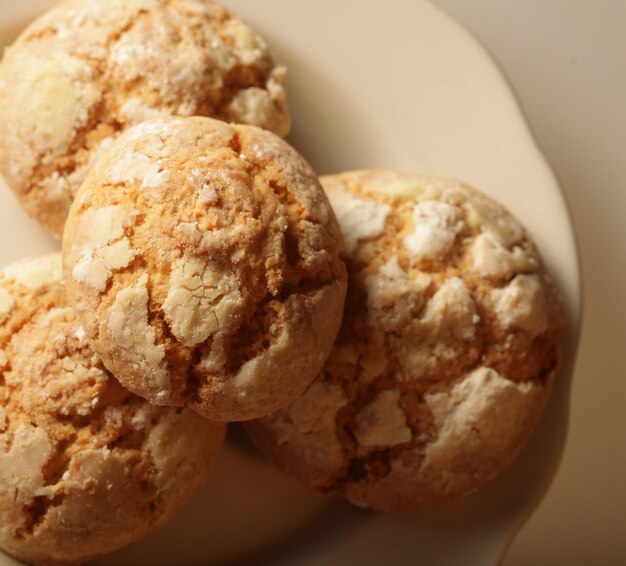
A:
0 0 291 237
245 170 566 511
62 116 347 422
0 254 226 566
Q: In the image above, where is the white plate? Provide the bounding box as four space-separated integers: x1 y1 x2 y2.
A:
0 1 581 564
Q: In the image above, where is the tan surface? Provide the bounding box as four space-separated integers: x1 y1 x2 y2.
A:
247 171 565 511
63 116 347 421
0 0 290 236
0 254 226 565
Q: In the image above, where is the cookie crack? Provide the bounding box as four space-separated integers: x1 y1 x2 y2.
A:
16 494 59 539
22 5 154 202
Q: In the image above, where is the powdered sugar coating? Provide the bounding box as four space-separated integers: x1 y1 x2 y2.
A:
63 117 347 422
404 200 464 260
329 183 391 253
353 391 412 450
0 0 291 236
0 254 225 565
246 170 566 511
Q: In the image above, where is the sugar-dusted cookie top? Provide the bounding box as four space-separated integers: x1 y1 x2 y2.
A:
0 0 291 236
63 116 347 422
0 254 225 566
246 170 566 511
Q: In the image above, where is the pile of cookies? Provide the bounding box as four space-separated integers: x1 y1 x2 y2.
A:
0 1 566 564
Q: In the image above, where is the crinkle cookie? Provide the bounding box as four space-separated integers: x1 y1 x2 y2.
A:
245 170 566 511
0 0 291 237
62 116 347 422
0 254 226 566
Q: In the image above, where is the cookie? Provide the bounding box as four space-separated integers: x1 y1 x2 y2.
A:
0 0 291 237
0 254 226 566
62 116 347 422
245 170 566 511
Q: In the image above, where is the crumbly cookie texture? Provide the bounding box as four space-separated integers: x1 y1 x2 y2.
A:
62 116 347 422
0 254 226 566
0 0 291 237
246 170 566 511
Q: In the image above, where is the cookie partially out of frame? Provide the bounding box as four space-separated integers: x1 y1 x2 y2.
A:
0 0 291 236
246 170 566 512
0 254 226 566
62 116 347 422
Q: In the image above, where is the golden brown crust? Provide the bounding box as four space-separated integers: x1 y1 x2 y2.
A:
246 170 566 511
0 254 226 566
62 117 347 422
0 0 291 236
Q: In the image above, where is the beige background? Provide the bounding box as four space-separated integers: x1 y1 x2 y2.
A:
0 0 621 564
434 0 626 564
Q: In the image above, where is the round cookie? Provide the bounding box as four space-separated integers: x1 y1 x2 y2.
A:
0 254 226 565
0 0 291 237
62 116 347 422
245 170 566 511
